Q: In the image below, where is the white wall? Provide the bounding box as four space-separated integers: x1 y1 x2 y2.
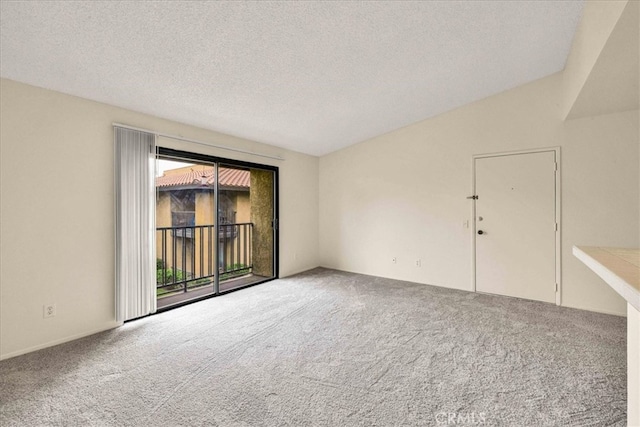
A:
319 72 639 316
0 78 319 359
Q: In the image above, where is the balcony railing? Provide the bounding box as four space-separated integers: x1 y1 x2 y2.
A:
156 223 253 297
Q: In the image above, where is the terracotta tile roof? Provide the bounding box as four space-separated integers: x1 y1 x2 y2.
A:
156 166 250 189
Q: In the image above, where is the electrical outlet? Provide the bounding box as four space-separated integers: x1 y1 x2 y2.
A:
43 304 56 318
416 259 421 267
392 257 397 264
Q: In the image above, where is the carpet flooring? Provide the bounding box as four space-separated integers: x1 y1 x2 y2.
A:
0 268 627 426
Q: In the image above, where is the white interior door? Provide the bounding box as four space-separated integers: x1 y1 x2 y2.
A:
474 151 557 303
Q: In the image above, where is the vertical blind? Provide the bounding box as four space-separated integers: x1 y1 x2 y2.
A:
114 126 156 322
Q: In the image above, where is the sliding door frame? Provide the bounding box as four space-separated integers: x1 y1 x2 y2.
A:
156 147 279 311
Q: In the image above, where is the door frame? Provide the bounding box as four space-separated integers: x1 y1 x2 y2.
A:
471 147 562 306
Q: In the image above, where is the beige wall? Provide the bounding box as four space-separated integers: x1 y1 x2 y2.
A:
563 0 629 119
194 190 215 226
156 192 172 228
236 192 251 223
319 73 639 316
0 78 319 359
629 304 640 426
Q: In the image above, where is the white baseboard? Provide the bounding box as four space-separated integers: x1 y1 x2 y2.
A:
0 321 122 361
560 303 626 317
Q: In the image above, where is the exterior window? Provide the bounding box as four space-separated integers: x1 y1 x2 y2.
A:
170 190 195 237
218 193 236 225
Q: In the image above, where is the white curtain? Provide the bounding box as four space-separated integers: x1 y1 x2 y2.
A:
114 126 156 322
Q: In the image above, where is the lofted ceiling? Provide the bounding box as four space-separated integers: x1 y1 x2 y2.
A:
0 1 584 156
565 0 639 119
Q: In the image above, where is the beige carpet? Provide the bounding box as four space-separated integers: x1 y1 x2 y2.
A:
0 268 627 426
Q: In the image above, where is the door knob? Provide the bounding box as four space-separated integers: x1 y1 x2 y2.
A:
478 230 484 235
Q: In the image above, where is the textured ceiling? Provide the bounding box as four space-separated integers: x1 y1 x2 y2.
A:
0 1 584 156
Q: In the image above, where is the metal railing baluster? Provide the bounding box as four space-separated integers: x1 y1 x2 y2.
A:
156 223 254 296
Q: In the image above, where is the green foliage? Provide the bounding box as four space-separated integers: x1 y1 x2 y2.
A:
156 262 253 298
157 267 185 285
220 264 250 281
187 277 212 288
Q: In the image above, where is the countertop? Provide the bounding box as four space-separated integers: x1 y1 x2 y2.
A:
573 246 640 312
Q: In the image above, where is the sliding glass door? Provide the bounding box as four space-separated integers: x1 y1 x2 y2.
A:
155 150 278 309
